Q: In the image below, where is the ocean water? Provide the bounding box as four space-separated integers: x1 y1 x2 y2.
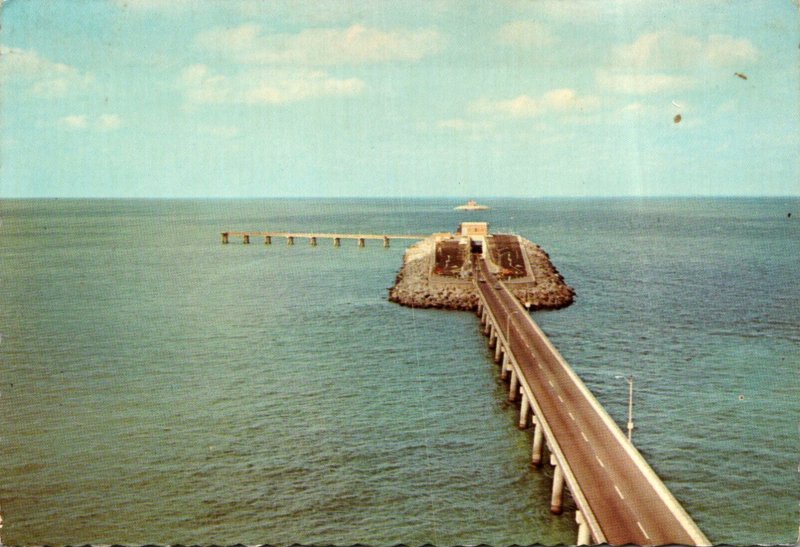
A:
0 198 797 545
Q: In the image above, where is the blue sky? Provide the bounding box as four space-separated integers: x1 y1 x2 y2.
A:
1 0 799 198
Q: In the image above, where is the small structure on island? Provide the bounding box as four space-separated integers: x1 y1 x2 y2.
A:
454 199 490 211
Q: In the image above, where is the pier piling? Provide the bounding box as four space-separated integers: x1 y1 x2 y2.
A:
519 394 530 429
550 461 565 514
532 418 544 466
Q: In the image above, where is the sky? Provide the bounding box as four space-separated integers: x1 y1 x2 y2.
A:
1 0 799 198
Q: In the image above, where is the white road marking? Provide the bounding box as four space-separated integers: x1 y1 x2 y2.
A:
581 431 589 442
595 455 605 468
568 412 576 421
614 484 625 500
548 380 554 388
636 521 651 540
558 395 564 403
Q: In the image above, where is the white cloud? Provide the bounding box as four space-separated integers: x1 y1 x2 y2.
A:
596 69 695 94
59 114 123 131
179 64 364 106
0 45 93 97
497 20 555 49
470 88 600 118
97 114 123 131
612 31 759 69
61 115 89 130
195 23 443 65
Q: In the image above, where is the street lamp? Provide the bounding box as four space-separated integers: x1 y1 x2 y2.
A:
616 375 634 442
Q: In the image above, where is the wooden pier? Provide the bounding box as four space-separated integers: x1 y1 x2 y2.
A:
221 231 427 247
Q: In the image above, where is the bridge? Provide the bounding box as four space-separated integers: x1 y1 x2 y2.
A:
221 231 427 247
474 256 710 545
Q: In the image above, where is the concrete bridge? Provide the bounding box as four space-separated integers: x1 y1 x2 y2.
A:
221 231 427 247
474 256 710 545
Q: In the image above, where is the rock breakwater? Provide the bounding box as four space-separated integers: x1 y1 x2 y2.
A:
388 234 575 311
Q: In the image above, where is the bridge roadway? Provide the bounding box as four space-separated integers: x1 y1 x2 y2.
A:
475 258 709 545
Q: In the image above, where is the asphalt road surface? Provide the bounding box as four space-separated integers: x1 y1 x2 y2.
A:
476 259 706 545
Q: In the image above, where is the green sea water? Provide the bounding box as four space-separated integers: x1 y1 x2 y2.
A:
0 198 798 545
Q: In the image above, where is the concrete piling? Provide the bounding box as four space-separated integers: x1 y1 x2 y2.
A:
509 370 519 401
264 235 271 245
287 236 294 245
550 461 565 514
310 236 317 246
519 393 530 429
532 418 544 466
221 232 229 244
358 238 365 247
383 236 390 248
576 511 592 545
334 237 341 247
243 234 250 244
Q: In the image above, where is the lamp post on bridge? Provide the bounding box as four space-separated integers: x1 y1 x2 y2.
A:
616 375 635 442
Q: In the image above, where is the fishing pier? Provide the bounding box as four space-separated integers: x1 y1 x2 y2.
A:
221 231 427 247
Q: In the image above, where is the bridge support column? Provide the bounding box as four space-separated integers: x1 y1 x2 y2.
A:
576 511 592 545
287 236 294 246
243 234 250 244
494 340 503 363
221 232 229 244
334 237 341 247
489 327 497 349
509 370 519 401
500 353 509 380
264 235 271 245
531 418 544 466
550 461 565 515
358 238 365 247
310 236 317 246
483 317 491 335
519 393 529 429
383 236 390 248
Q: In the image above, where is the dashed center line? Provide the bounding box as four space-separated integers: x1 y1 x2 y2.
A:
548 379 554 388
580 431 589 442
595 455 606 468
614 484 625 500
636 521 651 540
557 395 564 403
568 412 576 421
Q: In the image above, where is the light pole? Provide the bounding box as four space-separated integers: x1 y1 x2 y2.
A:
616 375 634 442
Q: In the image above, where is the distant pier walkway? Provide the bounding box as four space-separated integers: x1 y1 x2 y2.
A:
475 256 710 545
221 231 427 247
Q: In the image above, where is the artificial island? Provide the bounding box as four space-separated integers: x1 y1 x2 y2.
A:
388 221 574 311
